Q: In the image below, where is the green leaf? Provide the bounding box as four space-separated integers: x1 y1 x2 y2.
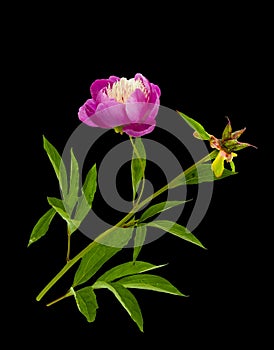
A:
96 261 167 283
184 164 214 184
139 200 186 223
73 286 98 323
47 196 69 220
177 111 211 140
133 226 147 262
66 148 79 215
187 163 237 183
131 137 146 201
171 163 237 187
28 208 56 246
74 164 97 222
73 227 134 287
118 274 186 296
47 197 79 233
82 163 97 206
93 281 143 332
145 220 206 249
43 136 68 196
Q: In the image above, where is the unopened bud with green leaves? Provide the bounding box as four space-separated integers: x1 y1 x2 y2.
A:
178 112 257 177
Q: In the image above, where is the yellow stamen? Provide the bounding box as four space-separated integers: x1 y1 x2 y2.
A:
106 77 148 103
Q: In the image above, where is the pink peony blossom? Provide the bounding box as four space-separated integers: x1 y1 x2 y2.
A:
78 73 161 137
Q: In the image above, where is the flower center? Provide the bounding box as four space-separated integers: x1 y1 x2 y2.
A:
106 77 149 103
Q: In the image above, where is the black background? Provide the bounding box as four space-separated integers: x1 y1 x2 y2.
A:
7 3 271 348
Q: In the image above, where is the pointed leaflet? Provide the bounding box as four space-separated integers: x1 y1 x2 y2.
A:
133 226 147 262
131 137 146 201
73 286 98 323
43 136 68 196
185 163 237 184
74 164 97 223
47 196 68 220
47 197 79 233
171 163 237 187
95 261 167 283
145 220 206 249
66 148 79 215
28 208 56 246
177 111 211 140
139 200 187 223
73 227 134 287
93 281 143 332
117 274 186 296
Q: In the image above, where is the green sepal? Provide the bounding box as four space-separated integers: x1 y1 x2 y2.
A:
231 128 246 139
223 139 240 152
211 151 225 178
230 160 236 172
228 141 254 152
114 126 123 134
222 117 232 140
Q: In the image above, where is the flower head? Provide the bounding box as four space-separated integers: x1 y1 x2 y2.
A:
178 112 257 177
208 117 257 177
78 74 161 137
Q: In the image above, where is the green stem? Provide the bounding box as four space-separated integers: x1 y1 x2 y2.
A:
169 151 216 188
130 136 146 207
134 151 216 209
36 211 135 301
36 150 215 302
66 226 71 262
46 288 74 307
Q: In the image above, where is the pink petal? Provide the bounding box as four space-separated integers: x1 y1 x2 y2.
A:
134 73 151 93
126 100 160 124
78 99 98 127
148 83 161 103
134 73 161 103
126 92 150 122
91 102 129 128
123 121 156 137
90 76 120 99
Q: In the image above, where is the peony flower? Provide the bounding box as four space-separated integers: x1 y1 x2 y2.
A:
78 73 161 137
